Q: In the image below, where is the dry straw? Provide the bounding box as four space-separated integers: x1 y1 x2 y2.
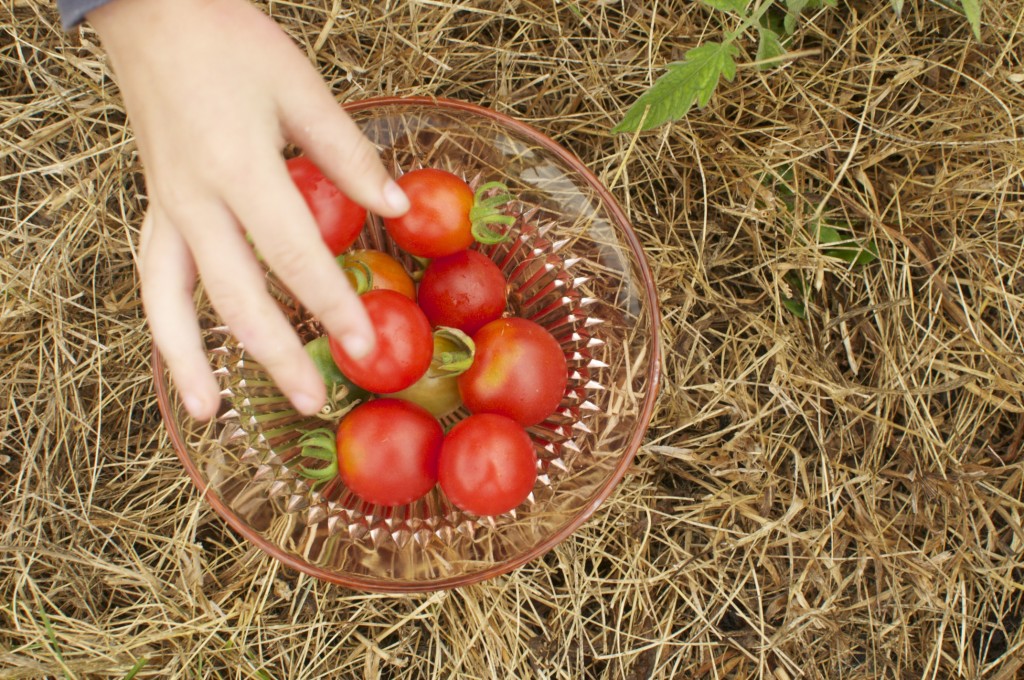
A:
3 0 1024 677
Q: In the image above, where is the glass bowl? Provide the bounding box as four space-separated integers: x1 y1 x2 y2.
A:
154 97 661 592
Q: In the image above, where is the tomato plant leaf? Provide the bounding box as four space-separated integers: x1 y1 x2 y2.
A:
614 42 740 133
960 0 982 39
756 25 787 69
783 0 809 34
700 0 748 12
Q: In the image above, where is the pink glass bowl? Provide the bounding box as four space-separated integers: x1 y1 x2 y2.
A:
154 97 661 592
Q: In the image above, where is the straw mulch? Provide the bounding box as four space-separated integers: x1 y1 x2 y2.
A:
3 0 1023 677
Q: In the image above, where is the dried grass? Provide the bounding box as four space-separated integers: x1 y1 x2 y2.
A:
3 0 1024 677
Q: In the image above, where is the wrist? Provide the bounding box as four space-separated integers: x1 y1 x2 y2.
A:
89 0 202 46
87 0 142 34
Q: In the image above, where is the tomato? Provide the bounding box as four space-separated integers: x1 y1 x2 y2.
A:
304 336 369 403
329 289 433 394
416 249 507 335
383 168 475 258
341 249 416 300
438 414 537 516
287 156 367 256
387 368 462 419
386 329 474 418
336 398 443 506
458 318 568 426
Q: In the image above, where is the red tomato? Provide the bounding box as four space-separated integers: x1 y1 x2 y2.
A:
342 249 416 300
337 398 443 506
416 249 507 335
383 168 474 258
458 318 568 426
329 289 432 394
287 156 366 256
438 414 537 516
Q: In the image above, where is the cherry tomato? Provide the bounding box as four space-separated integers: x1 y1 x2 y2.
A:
416 249 507 335
341 249 416 300
383 168 475 258
336 398 443 506
386 329 473 418
287 156 366 256
304 336 369 403
438 414 537 516
387 367 462 419
458 318 568 426
329 289 432 394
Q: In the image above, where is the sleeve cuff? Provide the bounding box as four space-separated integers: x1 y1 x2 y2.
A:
57 0 118 31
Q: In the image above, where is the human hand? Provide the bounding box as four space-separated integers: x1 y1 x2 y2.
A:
89 0 408 420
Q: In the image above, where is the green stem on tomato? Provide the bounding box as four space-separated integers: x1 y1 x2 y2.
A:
469 181 516 244
431 327 475 376
337 256 374 294
293 427 339 485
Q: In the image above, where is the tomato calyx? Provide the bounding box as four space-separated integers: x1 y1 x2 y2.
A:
430 327 475 376
384 328 474 418
337 255 374 294
294 427 339 488
469 181 516 244
317 383 363 421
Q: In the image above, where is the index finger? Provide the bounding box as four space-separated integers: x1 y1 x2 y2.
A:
225 152 376 359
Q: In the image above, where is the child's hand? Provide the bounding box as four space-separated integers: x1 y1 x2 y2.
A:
89 0 409 420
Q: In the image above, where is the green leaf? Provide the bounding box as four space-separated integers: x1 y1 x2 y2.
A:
756 26 787 68
700 0 748 12
782 270 809 318
782 297 807 318
763 5 788 35
960 0 982 39
783 0 809 34
614 42 740 133
810 220 879 265
814 222 845 245
786 270 810 295
890 0 905 13
827 239 879 265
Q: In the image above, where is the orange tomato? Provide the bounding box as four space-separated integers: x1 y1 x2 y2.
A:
341 249 416 300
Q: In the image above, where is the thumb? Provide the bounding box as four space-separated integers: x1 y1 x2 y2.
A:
280 87 409 218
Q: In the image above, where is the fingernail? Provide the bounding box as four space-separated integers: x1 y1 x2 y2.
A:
293 392 324 415
341 332 373 359
383 180 409 214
